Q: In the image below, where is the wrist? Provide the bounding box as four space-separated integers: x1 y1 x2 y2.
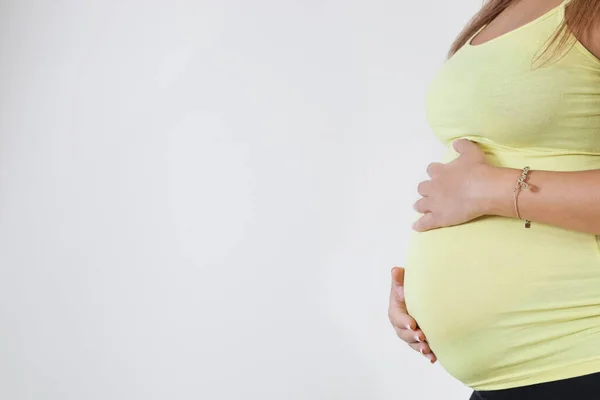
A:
472 165 520 217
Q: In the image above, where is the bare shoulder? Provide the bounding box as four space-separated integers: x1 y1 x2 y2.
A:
576 22 600 61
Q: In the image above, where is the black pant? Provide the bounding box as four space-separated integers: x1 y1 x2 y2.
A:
469 372 600 400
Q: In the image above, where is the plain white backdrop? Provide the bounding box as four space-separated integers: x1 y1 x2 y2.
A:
0 1 482 399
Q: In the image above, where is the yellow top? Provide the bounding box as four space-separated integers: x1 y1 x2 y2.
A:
403 0 600 390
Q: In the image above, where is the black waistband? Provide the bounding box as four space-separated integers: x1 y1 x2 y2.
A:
470 371 600 400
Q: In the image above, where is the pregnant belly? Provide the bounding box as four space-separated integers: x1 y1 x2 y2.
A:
404 215 600 389
403 142 600 390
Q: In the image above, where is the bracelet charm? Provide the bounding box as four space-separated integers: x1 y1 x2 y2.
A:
513 166 532 228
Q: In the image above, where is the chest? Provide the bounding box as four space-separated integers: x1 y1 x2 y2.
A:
425 23 600 152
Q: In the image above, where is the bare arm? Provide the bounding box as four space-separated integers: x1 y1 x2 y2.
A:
411 139 600 235
482 167 600 235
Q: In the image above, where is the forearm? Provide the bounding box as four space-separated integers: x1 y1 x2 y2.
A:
481 166 600 235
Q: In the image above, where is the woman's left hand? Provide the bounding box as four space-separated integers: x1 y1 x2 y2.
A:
412 138 494 232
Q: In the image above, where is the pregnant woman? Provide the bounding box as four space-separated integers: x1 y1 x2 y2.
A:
388 0 600 398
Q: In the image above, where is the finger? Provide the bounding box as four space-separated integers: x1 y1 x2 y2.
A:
426 162 443 178
389 266 417 329
409 341 431 354
394 326 427 344
417 180 432 196
452 138 485 162
409 342 438 364
389 267 408 311
390 266 404 287
413 197 431 214
412 212 440 232
388 304 416 330
428 353 438 364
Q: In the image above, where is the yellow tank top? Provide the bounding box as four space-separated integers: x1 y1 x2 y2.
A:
403 0 600 390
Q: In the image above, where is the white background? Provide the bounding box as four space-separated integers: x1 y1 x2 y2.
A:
0 1 480 399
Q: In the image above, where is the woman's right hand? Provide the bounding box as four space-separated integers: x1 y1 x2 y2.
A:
388 266 437 363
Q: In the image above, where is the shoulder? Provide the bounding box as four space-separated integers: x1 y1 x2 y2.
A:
574 22 600 62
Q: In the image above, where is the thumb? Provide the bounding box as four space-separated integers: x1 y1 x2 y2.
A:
391 266 405 287
452 138 485 161
390 266 408 313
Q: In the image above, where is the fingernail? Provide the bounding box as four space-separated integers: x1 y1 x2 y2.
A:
415 335 421 342
406 325 412 331
420 348 425 355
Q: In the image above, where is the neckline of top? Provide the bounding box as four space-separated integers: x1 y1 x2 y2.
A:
466 0 568 49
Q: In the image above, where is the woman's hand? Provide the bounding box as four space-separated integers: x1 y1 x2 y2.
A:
412 138 494 232
388 266 437 364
